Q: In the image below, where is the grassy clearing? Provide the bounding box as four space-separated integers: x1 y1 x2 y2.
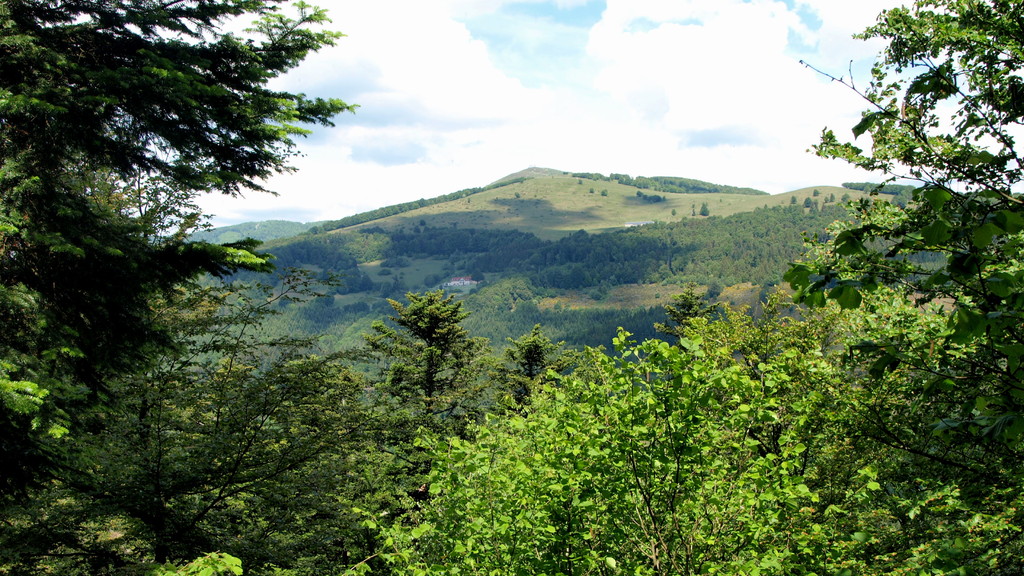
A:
358 258 451 291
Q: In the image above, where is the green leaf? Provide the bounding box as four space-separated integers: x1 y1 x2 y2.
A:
834 230 866 256
921 219 952 245
784 263 812 288
921 186 953 210
852 111 885 138
972 222 1002 248
966 151 996 165
995 209 1024 234
985 272 1017 298
828 284 863 309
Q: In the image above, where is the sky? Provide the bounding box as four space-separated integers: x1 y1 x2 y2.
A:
198 0 903 226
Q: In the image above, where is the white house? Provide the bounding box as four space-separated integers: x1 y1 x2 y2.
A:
443 276 479 287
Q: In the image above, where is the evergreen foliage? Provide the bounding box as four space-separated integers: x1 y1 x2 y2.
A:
0 275 374 574
364 290 491 438
0 0 352 499
494 324 578 407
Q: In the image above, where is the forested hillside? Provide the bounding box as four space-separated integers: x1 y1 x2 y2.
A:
249 200 856 349
3 2 1023 576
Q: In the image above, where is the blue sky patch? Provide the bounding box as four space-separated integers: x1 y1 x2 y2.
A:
458 1 606 88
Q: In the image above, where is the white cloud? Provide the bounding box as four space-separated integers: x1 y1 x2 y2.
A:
199 0 903 226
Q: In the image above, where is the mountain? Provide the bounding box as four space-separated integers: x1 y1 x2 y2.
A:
234 170 872 351
192 220 317 244
306 170 848 240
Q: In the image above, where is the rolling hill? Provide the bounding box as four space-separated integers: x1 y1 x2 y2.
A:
225 170 879 350
305 170 854 240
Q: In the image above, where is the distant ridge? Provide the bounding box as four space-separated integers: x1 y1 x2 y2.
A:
251 168 871 241
191 220 315 243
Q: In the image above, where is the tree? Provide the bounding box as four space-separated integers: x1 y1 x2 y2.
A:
789 0 1024 445
364 290 490 436
0 1 353 497
786 0 1024 572
495 324 577 407
654 283 719 342
0 273 380 575
699 201 710 216
366 322 852 576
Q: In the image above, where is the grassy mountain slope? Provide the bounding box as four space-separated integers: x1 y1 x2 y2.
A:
244 171 880 350
322 172 855 240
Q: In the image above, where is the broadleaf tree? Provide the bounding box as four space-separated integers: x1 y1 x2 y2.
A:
787 0 1024 445
785 0 1024 572
365 317 854 576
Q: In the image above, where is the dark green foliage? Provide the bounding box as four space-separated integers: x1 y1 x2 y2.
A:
654 283 719 341
0 0 352 497
495 324 577 406
364 290 491 437
635 190 666 203
383 226 545 267
0 275 375 574
373 205 845 290
840 182 918 195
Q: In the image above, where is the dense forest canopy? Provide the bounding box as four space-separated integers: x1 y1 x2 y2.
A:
3 1 1024 575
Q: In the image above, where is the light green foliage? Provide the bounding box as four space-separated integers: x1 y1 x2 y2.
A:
786 1 1024 572
149 553 243 576
370 312 850 575
788 0 1024 442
